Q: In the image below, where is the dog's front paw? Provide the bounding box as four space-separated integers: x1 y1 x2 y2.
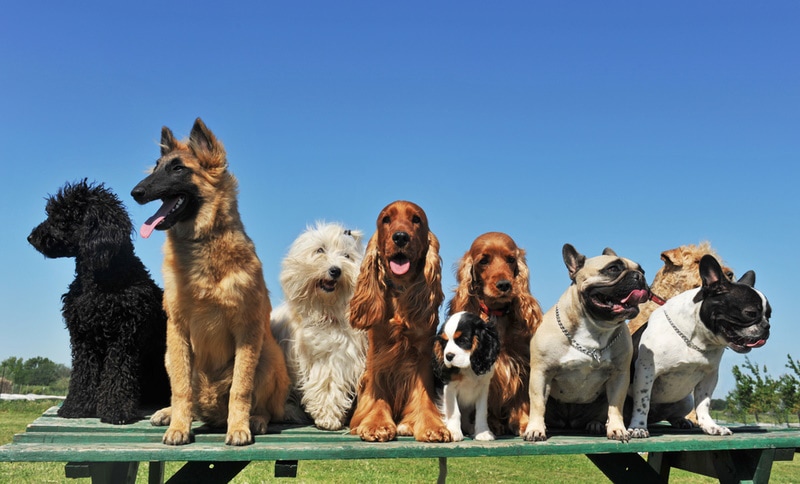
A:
150 407 172 427
670 417 696 430
702 424 732 436
417 425 452 443
607 425 630 442
585 420 605 435
100 411 140 425
162 426 192 445
474 430 496 441
447 423 464 442
225 425 254 446
358 423 397 442
250 415 269 435
628 427 650 439
522 424 547 442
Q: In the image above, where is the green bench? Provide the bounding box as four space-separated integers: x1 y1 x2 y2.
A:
1 405 798 483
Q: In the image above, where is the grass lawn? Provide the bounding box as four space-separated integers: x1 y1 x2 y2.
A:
2 401 797 483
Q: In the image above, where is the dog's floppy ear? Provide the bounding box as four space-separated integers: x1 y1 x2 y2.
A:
349 231 386 330
81 188 132 274
448 248 480 316
513 248 543 334
424 230 445 311
160 126 179 156
471 319 501 376
431 335 448 381
562 243 586 283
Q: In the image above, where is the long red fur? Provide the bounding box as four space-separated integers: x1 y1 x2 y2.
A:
447 232 542 436
348 201 451 442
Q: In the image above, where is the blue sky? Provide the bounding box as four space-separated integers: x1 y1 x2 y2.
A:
1 2 797 396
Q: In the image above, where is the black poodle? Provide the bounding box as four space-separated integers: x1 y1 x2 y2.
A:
28 179 170 424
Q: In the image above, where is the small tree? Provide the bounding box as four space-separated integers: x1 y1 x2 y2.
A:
780 354 800 424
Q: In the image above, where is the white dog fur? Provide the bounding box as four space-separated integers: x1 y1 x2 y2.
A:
271 222 366 430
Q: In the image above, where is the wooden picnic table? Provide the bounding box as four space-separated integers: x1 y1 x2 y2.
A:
1 406 798 483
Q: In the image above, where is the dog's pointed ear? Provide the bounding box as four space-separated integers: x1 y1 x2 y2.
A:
160 127 178 156
349 231 386 330
449 248 478 316
695 254 730 303
188 118 227 170
738 270 756 287
602 247 617 257
562 244 586 283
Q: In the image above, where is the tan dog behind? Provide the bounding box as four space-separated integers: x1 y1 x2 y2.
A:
629 242 734 335
448 232 542 436
131 118 289 446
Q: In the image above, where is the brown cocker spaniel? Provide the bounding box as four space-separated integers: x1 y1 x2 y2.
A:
448 232 542 436
348 200 451 442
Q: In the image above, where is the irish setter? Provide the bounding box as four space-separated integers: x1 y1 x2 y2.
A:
447 232 542 436
348 200 451 442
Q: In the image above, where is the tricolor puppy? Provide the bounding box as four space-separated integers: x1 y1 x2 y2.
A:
628 255 770 438
523 244 649 442
433 312 501 441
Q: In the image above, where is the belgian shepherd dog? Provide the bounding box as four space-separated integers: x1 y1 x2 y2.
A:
131 118 289 446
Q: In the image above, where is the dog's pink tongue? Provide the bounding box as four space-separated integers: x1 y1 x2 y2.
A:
747 339 767 348
389 260 410 275
621 289 650 305
139 198 179 239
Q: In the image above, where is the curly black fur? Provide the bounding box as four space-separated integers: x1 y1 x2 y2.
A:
28 180 170 424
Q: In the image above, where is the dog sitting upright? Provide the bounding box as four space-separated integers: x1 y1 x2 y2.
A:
28 180 170 424
271 222 366 431
523 244 649 442
131 118 289 446
433 311 501 441
628 255 770 438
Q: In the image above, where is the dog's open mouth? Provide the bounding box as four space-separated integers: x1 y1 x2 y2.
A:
389 254 411 276
140 195 186 238
318 279 337 293
726 337 768 354
590 288 650 314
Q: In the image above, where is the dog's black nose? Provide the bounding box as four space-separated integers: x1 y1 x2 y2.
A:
445 353 455 362
392 232 410 247
496 280 512 293
131 186 145 202
328 267 341 279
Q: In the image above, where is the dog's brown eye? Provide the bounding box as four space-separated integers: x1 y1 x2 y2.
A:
412 215 421 224
316 247 325 254
478 256 489 265
382 216 391 224
506 256 516 264
725 271 734 280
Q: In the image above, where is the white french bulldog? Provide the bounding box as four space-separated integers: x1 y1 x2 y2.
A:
628 255 771 438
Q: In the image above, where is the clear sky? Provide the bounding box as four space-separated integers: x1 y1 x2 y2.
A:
2 1 797 396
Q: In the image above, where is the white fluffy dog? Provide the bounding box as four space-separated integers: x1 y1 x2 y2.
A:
271 222 366 430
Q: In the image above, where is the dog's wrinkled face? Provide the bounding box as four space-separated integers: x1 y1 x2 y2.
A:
376 200 430 281
131 118 226 238
280 222 364 304
468 232 522 305
563 244 650 324
697 255 770 354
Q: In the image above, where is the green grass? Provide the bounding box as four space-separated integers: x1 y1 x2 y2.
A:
1 401 798 483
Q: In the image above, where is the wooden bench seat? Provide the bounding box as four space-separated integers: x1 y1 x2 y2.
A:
1 406 798 483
